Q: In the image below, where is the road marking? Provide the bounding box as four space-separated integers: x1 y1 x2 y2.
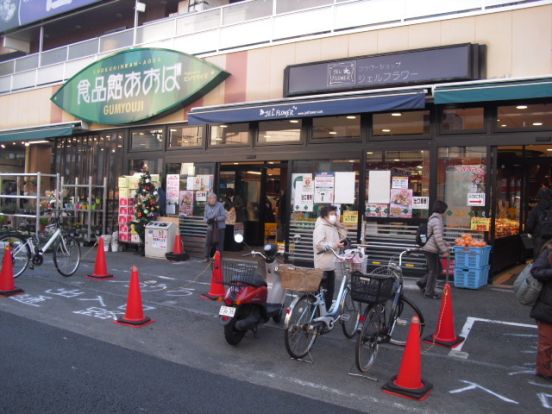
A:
538 393 552 409
454 317 537 352
449 380 519 405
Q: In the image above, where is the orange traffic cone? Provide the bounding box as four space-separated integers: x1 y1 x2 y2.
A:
0 246 24 297
165 234 189 262
203 251 225 300
383 316 432 401
115 266 153 327
423 283 465 347
88 237 113 279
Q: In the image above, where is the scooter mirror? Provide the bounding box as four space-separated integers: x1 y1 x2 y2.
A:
234 233 244 244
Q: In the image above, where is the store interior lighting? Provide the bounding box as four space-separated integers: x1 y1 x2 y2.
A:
346 115 357 119
391 113 402 117
516 105 528 110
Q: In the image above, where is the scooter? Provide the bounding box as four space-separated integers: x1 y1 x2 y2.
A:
219 234 286 346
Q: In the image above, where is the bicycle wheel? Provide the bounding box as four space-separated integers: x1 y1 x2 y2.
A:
341 287 361 339
355 305 384 373
284 294 319 359
53 235 80 277
389 295 425 346
0 233 31 278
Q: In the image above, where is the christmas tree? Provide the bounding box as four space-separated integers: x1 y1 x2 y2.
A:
133 169 160 245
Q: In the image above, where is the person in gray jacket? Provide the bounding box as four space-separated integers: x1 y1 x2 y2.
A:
418 200 450 299
204 192 227 261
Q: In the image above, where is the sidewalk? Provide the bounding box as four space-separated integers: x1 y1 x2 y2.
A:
0 248 547 413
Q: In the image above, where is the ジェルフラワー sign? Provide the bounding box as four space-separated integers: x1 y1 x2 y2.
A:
51 48 229 125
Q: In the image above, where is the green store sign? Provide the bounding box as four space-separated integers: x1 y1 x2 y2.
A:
51 48 229 125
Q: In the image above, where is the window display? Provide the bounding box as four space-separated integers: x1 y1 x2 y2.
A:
365 150 430 219
166 163 216 216
437 146 487 229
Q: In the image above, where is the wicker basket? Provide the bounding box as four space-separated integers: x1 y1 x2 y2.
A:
279 265 323 292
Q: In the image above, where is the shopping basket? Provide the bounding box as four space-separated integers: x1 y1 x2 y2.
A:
279 265 323 292
350 266 397 304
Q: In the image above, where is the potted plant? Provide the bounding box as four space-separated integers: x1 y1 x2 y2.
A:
39 217 49 232
0 215 8 230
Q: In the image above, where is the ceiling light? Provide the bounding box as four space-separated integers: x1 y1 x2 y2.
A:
393 158 400 162
500 124 507 127
417 165 423 169
367 152 374 155
346 115 357 120
382 128 391 133
219 125 228 128
391 113 402 117
328 131 337 135
533 122 543 126
268 161 275 164
28 140 49 145
348 160 356 163
289 120 299 124
247 171 261 175
547 149 552 152
0 144 5 149
516 105 528 110
170 129 177 132
233 162 239 165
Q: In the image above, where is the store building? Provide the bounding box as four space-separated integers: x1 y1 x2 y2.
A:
0 0 551 276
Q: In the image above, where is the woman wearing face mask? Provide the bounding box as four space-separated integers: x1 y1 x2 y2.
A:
313 205 348 309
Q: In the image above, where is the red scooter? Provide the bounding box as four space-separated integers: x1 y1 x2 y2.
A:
219 235 285 345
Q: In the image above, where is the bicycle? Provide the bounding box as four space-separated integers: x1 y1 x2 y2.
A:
284 246 363 360
354 248 425 373
0 207 81 278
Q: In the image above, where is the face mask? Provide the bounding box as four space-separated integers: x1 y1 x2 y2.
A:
328 215 337 224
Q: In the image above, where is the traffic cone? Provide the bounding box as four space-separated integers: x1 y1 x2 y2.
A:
0 246 24 297
203 251 225 300
165 234 189 262
382 316 433 401
87 237 113 279
423 283 465 347
115 266 154 327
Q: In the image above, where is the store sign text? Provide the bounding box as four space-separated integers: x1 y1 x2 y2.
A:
51 48 229 125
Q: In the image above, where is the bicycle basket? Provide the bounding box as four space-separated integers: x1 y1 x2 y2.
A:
223 261 258 284
279 265 323 292
350 267 397 304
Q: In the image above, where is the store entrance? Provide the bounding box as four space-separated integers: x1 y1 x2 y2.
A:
493 145 552 273
219 161 287 248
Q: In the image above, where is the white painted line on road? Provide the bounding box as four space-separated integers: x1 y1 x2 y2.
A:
449 380 519 405
156 275 176 281
454 317 537 352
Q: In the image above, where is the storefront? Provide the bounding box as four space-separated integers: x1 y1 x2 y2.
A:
3 30 552 279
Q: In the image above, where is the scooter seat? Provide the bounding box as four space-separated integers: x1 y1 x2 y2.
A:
230 274 267 287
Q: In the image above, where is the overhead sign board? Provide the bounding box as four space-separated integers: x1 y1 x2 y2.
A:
51 48 229 125
284 44 483 97
0 0 102 34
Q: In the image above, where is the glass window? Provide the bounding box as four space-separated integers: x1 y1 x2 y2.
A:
312 115 360 140
165 162 216 217
365 150 430 219
168 125 204 148
441 107 484 132
372 110 430 136
128 158 163 175
495 146 522 239
130 128 164 151
437 146 487 229
258 120 302 144
497 103 552 130
210 123 249 146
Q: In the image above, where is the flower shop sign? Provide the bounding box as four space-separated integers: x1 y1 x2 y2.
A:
51 48 229 125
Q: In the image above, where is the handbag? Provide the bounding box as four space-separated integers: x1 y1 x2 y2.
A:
513 263 543 306
519 233 534 250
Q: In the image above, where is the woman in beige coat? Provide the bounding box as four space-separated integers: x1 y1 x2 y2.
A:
313 205 349 309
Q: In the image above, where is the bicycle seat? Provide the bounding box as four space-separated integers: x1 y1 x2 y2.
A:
230 274 267 287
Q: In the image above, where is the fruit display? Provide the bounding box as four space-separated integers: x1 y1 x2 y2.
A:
455 233 487 247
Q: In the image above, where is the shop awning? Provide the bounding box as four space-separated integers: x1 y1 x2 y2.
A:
0 122 84 143
188 90 427 125
433 77 552 105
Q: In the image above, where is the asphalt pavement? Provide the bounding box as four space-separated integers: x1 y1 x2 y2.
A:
0 248 550 413
0 311 360 414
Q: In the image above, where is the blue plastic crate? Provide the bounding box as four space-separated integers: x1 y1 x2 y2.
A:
453 266 489 289
453 246 492 269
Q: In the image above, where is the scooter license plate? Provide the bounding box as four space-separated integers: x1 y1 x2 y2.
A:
219 306 236 318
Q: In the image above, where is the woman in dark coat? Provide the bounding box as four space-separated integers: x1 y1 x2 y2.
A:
530 242 552 379
527 188 552 258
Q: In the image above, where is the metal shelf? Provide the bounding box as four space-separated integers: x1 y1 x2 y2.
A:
61 176 107 242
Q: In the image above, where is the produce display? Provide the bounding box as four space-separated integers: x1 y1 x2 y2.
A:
494 218 520 239
455 233 487 247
